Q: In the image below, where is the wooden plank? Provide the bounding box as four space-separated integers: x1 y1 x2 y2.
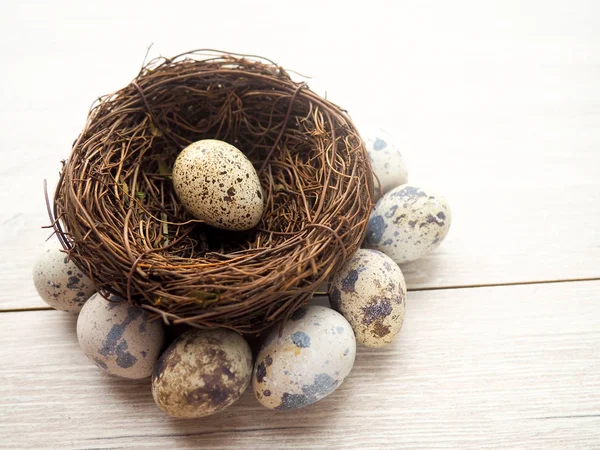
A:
2 1 600 309
1 281 599 449
5 82 600 306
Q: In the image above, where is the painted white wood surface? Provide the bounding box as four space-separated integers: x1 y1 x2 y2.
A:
1 1 599 448
1 282 599 449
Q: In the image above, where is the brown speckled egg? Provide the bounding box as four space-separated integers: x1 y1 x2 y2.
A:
364 129 408 199
32 245 95 312
365 184 451 263
172 139 264 231
330 249 406 347
253 305 356 410
77 293 165 379
152 329 252 418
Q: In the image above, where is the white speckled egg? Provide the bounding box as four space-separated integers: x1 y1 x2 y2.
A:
172 139 264 230
365 184 451 264
253 305 356 410
364 129 408 199
330 249 406 347
77 293 165 379
152 329 252 418
32 246 95 312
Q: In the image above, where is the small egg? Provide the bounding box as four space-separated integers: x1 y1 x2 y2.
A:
364 129 408 199
253 305 356 410
152 329 252 418
172 139 264 231
365 184 451 264
32 246 95 312
330 249 406 347
77 293 165 379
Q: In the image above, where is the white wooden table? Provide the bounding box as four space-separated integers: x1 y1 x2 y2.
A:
1 1 599 448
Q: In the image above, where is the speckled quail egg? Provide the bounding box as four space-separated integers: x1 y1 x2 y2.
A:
172 139 264 231
330 249 406 347
363 129 408 199
77 293 165 379
152 329 253 418
253 305 356 410
32 245 95 312
365 184 451 264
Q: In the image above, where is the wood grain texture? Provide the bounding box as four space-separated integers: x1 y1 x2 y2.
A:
1 2 599 449
2 1 600 309
1 281 599 449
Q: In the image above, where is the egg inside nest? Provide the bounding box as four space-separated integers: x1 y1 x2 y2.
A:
172 140 265 232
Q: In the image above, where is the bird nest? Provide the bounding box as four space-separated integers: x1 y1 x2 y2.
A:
51 50 373 333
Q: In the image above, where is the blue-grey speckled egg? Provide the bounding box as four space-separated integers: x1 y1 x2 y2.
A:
32 245 95 313
365 184 451 264
363 129 408 199
77 293 165 379
253 305 356 410
330 249 406 347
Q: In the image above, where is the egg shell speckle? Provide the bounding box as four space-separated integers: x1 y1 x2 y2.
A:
77 293 165 379
365 184 451 264
152 329 253 418
330 249 406 347
253 305 356 411
172 139 264 231
364 130 408 199
32 246 95 312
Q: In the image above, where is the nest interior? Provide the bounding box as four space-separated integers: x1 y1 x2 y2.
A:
53 50 373 333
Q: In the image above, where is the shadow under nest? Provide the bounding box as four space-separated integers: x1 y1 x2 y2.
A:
52 50 373 333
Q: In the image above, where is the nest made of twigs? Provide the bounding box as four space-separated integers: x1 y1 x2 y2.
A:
52 50 373 333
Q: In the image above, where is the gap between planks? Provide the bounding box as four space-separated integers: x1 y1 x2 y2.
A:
409 276 600 292
3 276 599 314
